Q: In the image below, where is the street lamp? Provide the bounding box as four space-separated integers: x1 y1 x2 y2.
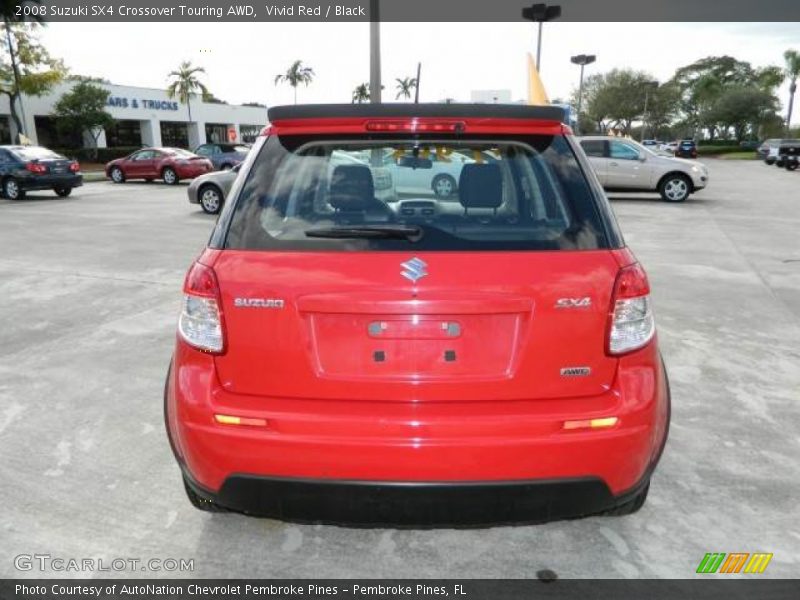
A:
369 0 381 104
640 80 659 142
522 3 562 73
570 54 596 135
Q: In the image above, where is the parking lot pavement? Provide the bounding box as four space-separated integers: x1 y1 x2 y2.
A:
1 163 798 579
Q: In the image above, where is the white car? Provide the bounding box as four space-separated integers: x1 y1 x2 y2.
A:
380 147 475 198
578 136 709 202
660 141 679 153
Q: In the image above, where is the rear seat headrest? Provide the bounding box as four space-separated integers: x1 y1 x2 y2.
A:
458 163 503 209
329 164 375 211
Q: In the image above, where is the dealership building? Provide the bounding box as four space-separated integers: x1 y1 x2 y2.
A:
0 81 269 150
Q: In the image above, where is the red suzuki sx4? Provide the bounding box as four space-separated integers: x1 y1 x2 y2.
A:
164 104 670 525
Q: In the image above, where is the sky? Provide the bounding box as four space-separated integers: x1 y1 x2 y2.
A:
39 21 800 124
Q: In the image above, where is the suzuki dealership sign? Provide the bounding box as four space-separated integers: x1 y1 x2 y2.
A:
107 96 179 111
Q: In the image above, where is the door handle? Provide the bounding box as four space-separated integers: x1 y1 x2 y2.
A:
609 161 618 166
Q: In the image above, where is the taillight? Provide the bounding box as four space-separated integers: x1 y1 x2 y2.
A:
607 263 655 355
178 262 225 354
25 162 47 174
69 162 80 173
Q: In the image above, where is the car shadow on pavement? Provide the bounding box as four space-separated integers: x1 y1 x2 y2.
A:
607 194 715 206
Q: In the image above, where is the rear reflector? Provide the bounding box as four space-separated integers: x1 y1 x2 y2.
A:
214 414 268 427
563 417 619 430
365 120 466 133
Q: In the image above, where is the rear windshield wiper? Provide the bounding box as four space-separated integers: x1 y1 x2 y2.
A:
305 225 423 242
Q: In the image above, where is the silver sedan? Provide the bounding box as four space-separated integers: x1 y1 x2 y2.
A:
187 165 240 214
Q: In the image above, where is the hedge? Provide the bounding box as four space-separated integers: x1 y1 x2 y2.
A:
50 146 142 163
697 145 753 156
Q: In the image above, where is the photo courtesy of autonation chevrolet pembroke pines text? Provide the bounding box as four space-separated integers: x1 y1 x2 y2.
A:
0 1 798 599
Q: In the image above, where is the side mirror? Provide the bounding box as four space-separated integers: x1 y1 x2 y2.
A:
638 152 647 162
233 164 242 173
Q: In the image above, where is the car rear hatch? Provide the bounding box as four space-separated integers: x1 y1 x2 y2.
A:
207 105 625 403
211 250 620 401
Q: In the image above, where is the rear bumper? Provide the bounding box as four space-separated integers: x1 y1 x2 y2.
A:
20 174 83 190
183 471 652 526
166 342 670 523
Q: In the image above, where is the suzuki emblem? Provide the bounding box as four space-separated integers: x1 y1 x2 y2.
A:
400 257 428 283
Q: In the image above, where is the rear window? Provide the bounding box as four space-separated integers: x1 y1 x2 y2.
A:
10 147 64 161
165 148 195 157
223 134 610 251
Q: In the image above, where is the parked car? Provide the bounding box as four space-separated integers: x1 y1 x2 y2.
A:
194 143 250 170
380 147 475 198
0 145 82 200
760 139 800 165
187 164 240 214
188 150 397 215
674 139 697 159
578 136 708 202
165 103 670 525
778 141 800 171
641 139 658 147
660 141 678 153
106 147 213 185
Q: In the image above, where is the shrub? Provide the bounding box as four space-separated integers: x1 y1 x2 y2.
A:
49 146 141 163
697 145 752 156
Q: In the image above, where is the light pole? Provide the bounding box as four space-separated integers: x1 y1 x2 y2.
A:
369 0 381 104
640 80 659 142
522 3 562 73
570 54 596 135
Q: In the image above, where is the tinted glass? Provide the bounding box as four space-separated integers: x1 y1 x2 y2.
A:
223 135 609 252
580 140 605 157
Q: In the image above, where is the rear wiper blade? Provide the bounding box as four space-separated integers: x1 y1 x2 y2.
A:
305 225 423 242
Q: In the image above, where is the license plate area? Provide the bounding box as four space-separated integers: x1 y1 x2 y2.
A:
307 312 525 381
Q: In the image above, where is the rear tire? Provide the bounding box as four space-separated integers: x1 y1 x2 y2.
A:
3 177 24 200
604 481 650 516
785 161 798 171
183 477 226 512
163 167 179 185
110 167 125 183
658 174 691 202
54 187 72 197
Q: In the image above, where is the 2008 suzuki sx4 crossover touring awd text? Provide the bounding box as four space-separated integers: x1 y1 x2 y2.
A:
164 104 670 526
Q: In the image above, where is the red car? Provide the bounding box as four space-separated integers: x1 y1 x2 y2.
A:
164 104 670 525
106 147 212 185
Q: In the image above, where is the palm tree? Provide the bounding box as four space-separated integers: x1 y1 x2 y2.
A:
166 61 208 125
274 60 315 104
395 77 417 100
352 83 370 104
784 49 800 132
